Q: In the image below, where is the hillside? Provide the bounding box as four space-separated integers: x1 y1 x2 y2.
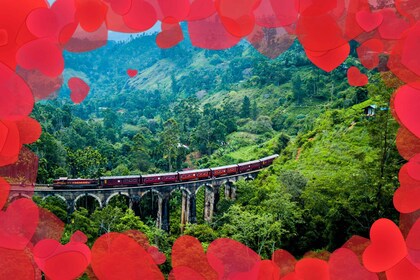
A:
29 30 404 264
31 32 370 179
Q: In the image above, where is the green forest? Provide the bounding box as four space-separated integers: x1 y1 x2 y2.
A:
29 32 403 274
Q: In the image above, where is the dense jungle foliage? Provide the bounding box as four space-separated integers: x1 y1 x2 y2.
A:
29 32 403 272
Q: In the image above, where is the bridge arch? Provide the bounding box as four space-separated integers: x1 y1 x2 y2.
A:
9 193 31 202
195 183 213 195
141 189 163 199
105 192 130 206
42 194 68 207
74 193 103 209
170 186 191 196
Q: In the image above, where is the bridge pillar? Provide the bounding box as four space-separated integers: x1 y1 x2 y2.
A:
204 186 215 223
181 191 189 232
129 197 133 209
224 184 230 200
231 186 237 200
67 199 76 216
157 195 170 232
189 194 197 224
213 187 220 214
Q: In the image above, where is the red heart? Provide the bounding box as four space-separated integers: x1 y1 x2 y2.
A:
271 249 297 277
294 258 329 280
0 120 21 167
329 248 378 280
230 260 281 280
341 235 371 263
187 0 216 21
123 0 157 31
386 257 420 280
347 67 368 87
0 62 34 120
126 69 138 78
394 85 420 139
401 23 420 79
156 21 184 49
356 10 383 32
0 177 9 211
91 233 164 279
247 25 295 59
394 185 420 214
0 247 39 279
357 39 384 70
15 117 42 145
171 235 218 279
394 165 420 214
406 154 420 181
31 207 65 245
207 238 261 279
147 246 166 265
305 43 350 72
0 146 38 189
396 127 420 161
75 0 108 33
189 12 241 50
158 0 191 21
0 198 39 250
69 77 90 104
407 218 420 250
16 38 64 78
0 29 8 47
377 8 410 40
26 7 59 38
362 218 407 272
70 230 88 243
34 238 91 280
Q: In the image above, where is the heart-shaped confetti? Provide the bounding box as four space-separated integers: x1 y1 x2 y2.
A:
91 233 164 279
127 69 138 77
172 235 218 279
329 248 378 280
69 77 90 104
305 43 350 72
356 10 383 32
347 66 368 87
34 237 91 280
394 85 420 138
362 218 407 272
0 199 39 250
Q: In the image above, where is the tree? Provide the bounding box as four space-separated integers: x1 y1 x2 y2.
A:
251 100 258 120
67 147 106 178
241 96 251 118
292 74 304 104
159 119 180 171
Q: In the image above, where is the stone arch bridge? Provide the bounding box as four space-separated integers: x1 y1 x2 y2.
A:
9 171 259 232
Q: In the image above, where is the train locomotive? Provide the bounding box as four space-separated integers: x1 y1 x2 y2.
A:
52 154 278 189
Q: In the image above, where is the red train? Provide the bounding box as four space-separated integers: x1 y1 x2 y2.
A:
52 154 278 189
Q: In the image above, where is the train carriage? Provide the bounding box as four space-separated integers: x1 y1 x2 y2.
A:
142 173 179 185
259 154 279 167
52 178 98 189
100 176 141 188
210 164 238 177
178 169 211 182
238 160 261 173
